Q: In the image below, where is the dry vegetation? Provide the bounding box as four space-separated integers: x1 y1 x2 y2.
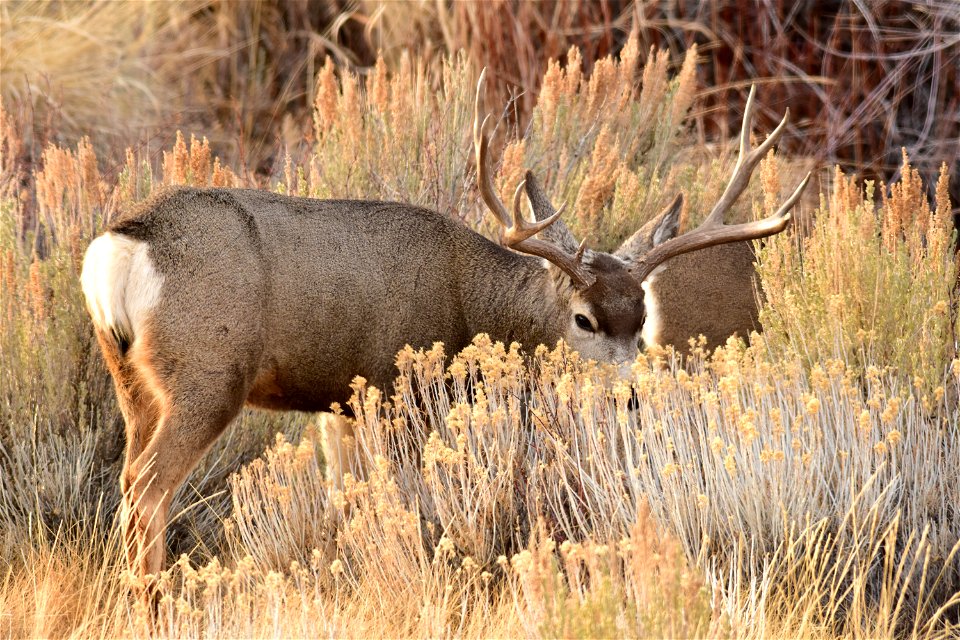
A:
3 1 957 196
2 2 960 638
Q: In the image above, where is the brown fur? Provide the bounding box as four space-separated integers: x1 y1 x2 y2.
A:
580 253 646 337
609 201 764 352
86 186 651 584
83 184 780 590
649 243 761 351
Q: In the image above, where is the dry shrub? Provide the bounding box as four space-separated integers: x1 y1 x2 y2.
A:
291 33 737 249
736 492 960 638
290 52 477 217
0 105 22 203
520 38 740 250
159 131 241 189
150 418 715 638
226 431 335 576
0 0 375 172
757 153 957 391
389 1 960 210
369 0 630 119
512 510 720 639
5 0 957 207
164 333 960 638
354 1 960 212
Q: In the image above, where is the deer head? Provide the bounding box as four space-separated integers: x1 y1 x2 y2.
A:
474 71 810 364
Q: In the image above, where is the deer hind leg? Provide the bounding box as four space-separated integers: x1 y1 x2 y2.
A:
318 412 364 487
115 378 163 574
120 345 250 597
89 328 163 576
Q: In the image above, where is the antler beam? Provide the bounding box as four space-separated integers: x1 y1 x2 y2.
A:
474 69 596 288
631 85 811 284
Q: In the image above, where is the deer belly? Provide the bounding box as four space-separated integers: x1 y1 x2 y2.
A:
246 355 354 412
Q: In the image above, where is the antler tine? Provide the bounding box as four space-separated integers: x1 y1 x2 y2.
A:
631 86 810 284
508 180 567 241
703 85 791 227
474 69 596 288
474 70 511 229
574 237 587 262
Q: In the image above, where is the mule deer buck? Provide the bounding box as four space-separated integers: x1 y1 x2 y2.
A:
80 76 808 588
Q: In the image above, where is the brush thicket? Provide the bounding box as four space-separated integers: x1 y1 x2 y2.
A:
1 35 958 639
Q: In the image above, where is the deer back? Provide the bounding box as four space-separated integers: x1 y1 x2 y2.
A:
98 187 565 410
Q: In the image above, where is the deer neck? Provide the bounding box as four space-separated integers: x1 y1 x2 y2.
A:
458 236 567 350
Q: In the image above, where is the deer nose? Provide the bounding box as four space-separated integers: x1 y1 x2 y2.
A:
613 342 636 375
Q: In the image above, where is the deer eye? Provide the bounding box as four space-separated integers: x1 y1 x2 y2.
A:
574 314 595 333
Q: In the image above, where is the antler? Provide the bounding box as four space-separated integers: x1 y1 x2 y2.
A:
630 85 811 283
474 69 596 288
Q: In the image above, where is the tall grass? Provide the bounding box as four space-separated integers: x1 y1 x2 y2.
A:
1 0 371 172
6 2 956 200
0 32 958 639
1 1 168 140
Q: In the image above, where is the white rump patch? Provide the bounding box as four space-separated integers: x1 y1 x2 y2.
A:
640 277 661 348
81 232 163 342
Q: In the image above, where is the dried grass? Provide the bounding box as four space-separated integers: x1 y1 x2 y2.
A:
0 29 958 639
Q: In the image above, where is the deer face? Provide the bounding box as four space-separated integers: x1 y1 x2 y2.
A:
562 253 647 366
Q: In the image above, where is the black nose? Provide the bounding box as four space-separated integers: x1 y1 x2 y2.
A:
627 387 640 411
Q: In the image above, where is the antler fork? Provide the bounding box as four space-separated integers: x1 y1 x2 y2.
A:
630 85 811 283
474 69 596 288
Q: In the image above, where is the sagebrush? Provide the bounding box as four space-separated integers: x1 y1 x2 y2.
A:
1 31 959 640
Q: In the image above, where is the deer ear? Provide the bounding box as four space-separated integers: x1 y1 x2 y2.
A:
615 193 683 262
524 171 581 254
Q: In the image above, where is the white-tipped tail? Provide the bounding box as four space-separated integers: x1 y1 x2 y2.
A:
81 233 163 344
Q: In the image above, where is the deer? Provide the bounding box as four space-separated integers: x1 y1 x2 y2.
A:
79 75 808 592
